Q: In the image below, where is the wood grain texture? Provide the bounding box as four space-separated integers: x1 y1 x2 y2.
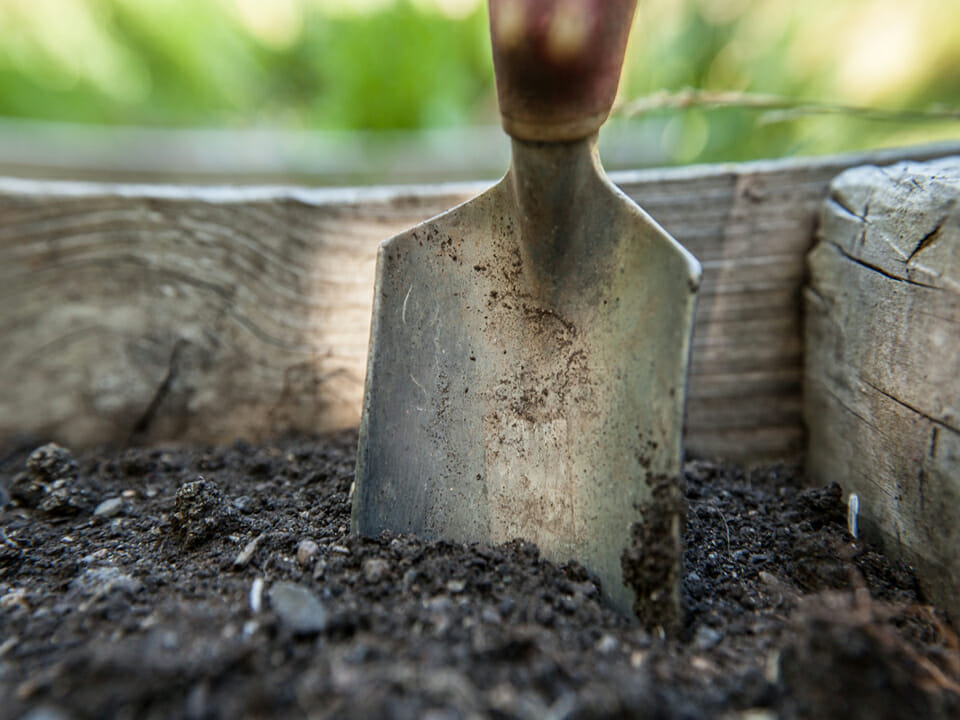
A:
805 156 960 619
2 142 959 460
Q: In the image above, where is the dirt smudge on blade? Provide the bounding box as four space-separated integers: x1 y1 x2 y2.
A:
621 472 685 634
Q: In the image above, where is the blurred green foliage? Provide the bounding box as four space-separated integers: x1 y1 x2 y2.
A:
0 0 958 166
620 0 960 162
0 0 493 129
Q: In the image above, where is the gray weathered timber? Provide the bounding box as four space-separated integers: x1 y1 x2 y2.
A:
805 156 960 620
2 142 959 459
0 182 478 449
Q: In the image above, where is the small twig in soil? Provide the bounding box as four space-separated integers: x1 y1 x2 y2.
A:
690 500 733 559
718 510 732 560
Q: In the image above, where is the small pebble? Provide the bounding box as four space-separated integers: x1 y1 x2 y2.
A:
93 497 124 518
481 607 502 624
1 588 28 611
694 625 724 651
161 630 179 650
402 569 419 591
234 533 265 568
269 582 328 634
691 656 717 672
685 571 704 600
171 477 235 548
425 595 452 614
80 549 109 564
362 558 390 583
11 444 86 515
596 634 619 654
446 579 466 594
534 605 554 625
38 480 84 515
27 443 78 483
233 496 255 513
19 706 72 720
72 567 143 597
765 649 781 684
740 711 776 720
847 492 860 539
250 578 264 613
758 571 780 588
312 558 327 580
297 539 319 568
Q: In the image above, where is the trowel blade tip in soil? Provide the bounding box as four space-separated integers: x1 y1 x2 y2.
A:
355 141 699 620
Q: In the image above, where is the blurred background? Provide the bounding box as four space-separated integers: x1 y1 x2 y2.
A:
0 0 958 184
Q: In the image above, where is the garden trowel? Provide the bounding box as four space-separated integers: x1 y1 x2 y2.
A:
353 0 701 622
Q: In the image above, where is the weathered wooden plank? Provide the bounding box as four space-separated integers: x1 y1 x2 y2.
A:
805 156 960 619
0 184 479 449
2 143 959 460
627 145 958 459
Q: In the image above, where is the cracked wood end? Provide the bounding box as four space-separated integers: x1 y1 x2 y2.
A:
805 156 960 621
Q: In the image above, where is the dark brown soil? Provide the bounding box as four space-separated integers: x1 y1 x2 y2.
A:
1 432 958 719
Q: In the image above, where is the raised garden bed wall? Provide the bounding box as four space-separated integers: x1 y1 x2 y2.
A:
2 143 959 463
805 156 960 620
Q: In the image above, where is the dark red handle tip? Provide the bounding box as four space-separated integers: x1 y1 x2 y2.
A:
489 0 637 142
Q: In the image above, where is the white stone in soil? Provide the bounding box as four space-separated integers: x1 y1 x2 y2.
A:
94 497 124 517
268 582 328 634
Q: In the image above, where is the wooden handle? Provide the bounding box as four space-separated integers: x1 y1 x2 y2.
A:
489 0 637 142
